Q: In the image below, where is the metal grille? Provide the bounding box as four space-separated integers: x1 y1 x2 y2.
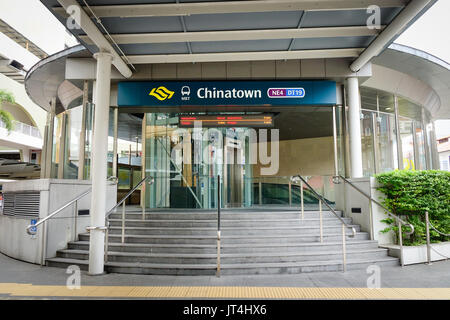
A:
2 192 40 217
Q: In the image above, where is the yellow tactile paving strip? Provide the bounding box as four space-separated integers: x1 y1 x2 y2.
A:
0 283 449 299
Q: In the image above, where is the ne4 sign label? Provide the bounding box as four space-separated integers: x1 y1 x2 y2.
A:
117 81 337 107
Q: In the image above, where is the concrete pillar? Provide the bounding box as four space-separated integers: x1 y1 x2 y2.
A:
88 52 113 275
346 77 363 178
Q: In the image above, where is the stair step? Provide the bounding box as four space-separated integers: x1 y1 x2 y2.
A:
46 208 395 275
56 248 389 264
80 232 369 245
107 225 361 236
46 257 399 275
108 217 353 228
108 211 342 221
68 240 379 254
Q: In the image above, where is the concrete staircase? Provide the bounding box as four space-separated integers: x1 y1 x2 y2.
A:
46 208 399 275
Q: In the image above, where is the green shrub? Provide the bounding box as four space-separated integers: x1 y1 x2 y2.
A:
376 170 450 246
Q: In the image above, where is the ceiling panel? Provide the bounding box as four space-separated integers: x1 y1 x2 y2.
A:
191 39 291 54
118 42 189 55
301 7 403 28
184 11 303 31
291 36 375 51
92 16 184 34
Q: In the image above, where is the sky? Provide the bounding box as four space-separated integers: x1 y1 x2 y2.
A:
0 0 449 137
394 0 450 138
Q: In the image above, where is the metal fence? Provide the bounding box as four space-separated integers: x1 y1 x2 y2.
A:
0 120 42 138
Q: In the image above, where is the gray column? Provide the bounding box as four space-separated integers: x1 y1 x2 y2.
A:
78 80 89 180
346 77 363 178
112 106 118 178
43 98 56 178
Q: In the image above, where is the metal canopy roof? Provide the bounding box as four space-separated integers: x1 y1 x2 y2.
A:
39 0 436 74
0 19 48 60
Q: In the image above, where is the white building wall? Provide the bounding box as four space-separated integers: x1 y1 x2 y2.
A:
439 150 450 171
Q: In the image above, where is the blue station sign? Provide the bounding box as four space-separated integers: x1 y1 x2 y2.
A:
117 80 337 107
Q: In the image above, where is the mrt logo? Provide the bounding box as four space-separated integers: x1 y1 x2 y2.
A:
149 86 175 101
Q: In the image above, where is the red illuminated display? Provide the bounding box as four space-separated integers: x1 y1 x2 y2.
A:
178 114 273 127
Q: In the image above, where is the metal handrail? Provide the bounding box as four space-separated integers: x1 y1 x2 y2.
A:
337 175 415 267
216 174 221 277
425 211 450 265
427 218 450 237
291 174 355 272
337 175 414 235
105 176 153 220
103 175 154 263
291 175 357 237
26 188 92 235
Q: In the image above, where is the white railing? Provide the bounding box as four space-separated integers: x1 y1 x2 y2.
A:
0 120 42 138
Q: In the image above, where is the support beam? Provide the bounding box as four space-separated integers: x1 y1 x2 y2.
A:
88 51 113 275
79 26 382 45
57 0 132 78
53 0 408 18
350 0 432 72
347 77 363 178
128 48 364 64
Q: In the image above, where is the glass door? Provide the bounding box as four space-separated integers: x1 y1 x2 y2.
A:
143 113 253 209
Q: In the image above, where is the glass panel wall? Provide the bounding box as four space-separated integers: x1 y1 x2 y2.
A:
83 102 94 179
143 108 336 209
375 112 398 173
360 110 375 177
358 87 431 177
335 106 346 176
51 113 64 178
144 113 255 209
63 105 83 179
415 121 427 170
399 117 415 170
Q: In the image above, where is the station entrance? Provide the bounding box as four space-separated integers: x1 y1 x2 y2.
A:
137 108 339 209
116 80 341 209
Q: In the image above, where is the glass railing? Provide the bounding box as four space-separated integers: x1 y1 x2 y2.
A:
141 174 336 210
0 120 42 138
248 175 336 210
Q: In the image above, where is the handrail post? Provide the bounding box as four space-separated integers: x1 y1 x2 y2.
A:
368 198 374 240
217 174 221 278
104 222 109 263
258 180 262 205
300 180 304 220
342 223 347 273
425 211 432 265
288 180 292 206
142 185 146 221
398 220 404 267
319 200 323 243
121 201 126 243
73 200 78 242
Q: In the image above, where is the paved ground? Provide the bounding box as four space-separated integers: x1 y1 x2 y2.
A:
1 253 450 299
